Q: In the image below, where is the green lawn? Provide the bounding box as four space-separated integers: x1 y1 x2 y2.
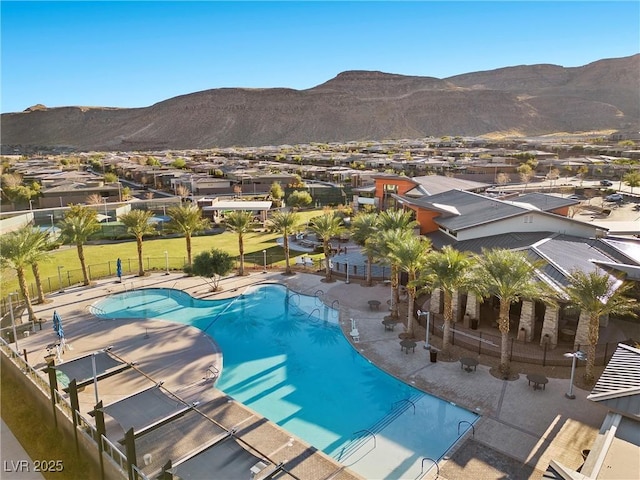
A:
1 209 326 296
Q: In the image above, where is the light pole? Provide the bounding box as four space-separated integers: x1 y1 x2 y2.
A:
103 198 109 223
262 250 267 273
564 350 586 399
345 261 350 284
57 266 65 293
47 214 54 232
417 309 431 350
164 251 169 275
29 199 34 211
8 292 19 354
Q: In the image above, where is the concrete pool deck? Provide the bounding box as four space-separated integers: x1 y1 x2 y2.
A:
14 270 608 480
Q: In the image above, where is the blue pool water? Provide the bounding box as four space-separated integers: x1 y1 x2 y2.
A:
91 285 478 478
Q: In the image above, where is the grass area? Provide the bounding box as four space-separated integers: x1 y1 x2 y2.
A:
1 209 326 295
1 366 101 479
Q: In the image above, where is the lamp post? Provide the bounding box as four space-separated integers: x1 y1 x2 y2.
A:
47 214 54 232
345 261 350 284
29 199 34 211
8 292 19 354
417 309 431 350
262 250 267 273
103 198 109 223
164 251 169 275
57 266 65 293
564 350 586 399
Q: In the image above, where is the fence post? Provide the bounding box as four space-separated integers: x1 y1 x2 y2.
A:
108 261 112 276
478 332 482 355
67 271 71 288
47 278 52 293
542 342 547 367
88 265 92 279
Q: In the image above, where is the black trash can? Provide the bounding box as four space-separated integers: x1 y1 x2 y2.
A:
6 331 14 344
470 318 478 330
430 349 438 363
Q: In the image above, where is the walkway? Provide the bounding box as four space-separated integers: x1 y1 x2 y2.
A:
7 270 609 480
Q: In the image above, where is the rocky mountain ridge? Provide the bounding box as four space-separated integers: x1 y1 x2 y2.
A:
2 54 638 153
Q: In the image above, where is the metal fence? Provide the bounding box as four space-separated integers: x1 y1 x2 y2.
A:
426 315 618 367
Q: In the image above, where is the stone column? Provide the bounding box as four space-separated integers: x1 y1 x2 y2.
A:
464 292 479 328
575 310 590 350
517 301 535 342
430 288 442 315
540 304 559 348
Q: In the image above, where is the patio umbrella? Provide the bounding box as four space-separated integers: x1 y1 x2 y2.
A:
116 258 122 281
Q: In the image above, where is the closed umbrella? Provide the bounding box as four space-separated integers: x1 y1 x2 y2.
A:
52 310 62 336
116 258 122 282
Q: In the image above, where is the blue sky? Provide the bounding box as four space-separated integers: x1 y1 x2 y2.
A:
2 1 638 113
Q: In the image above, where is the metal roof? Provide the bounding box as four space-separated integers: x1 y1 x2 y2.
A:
510 192 579 211
410 176 489 195
588 343 640 419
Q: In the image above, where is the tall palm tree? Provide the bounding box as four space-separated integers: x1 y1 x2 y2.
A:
27 228 53 304
119 210 156 276
376 209 418 318
388 234 432 337
350 212 379 286
0 226 45 322
308 212 345 281
58 204 101 285
565 270 637 384
423 246 475 354
268 210 300 275
165 204 210 267
473 248 546 375
224 210 255 276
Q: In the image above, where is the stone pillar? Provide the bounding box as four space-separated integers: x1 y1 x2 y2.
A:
517 301 535 342
575 310 590 350
430 288 442 315
463 292 479 328
540 304 559 348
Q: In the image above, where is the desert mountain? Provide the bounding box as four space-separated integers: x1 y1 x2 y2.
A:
2 55 638 152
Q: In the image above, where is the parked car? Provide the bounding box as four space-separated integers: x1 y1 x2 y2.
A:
605 193 623 202
600 180 613 186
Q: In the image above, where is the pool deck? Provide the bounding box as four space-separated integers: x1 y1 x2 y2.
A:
14 270 608 480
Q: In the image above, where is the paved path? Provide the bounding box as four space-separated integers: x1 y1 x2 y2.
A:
6 270 607 480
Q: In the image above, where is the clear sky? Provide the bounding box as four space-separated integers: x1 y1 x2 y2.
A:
1 1 638 114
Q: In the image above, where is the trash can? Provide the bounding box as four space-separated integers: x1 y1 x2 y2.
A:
430 349 438 363
6 330 14 344
470 318 478 330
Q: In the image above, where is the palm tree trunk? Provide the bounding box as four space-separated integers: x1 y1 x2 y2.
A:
31 262 46 304
186 234 193 266
406 281 416 337
499 300 511 374
77 242 90 285
284 233 291 274
17 267 36 323
390 265 399 319
238 234 245 276
442 289 453 353
584 313 599 383
136 237 144 276
323 241 331 280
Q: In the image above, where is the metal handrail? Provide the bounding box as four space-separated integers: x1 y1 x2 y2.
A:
457 420 475 437
421 457 439 478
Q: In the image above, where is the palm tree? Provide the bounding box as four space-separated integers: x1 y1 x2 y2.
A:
58 204 101 285
473 248 546 375
423 246 475 354
350 212 379 286
388 234 432 337
268 210 300 275
119 210 156 276
224 210 255 276
26 228 53 304
376 209 418 318
165 204 210 267
565 270 637 384
308 212 345 281
0 226 45 323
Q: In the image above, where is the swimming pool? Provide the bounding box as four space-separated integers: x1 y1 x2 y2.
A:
91 284 478 479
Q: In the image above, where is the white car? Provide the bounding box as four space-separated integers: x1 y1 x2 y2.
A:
605 193 623 202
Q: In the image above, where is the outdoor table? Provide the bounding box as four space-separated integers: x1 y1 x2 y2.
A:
460 357 479 372
400 339 416 354
368 300 381 311
382 318 398 331
527 373 549 390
